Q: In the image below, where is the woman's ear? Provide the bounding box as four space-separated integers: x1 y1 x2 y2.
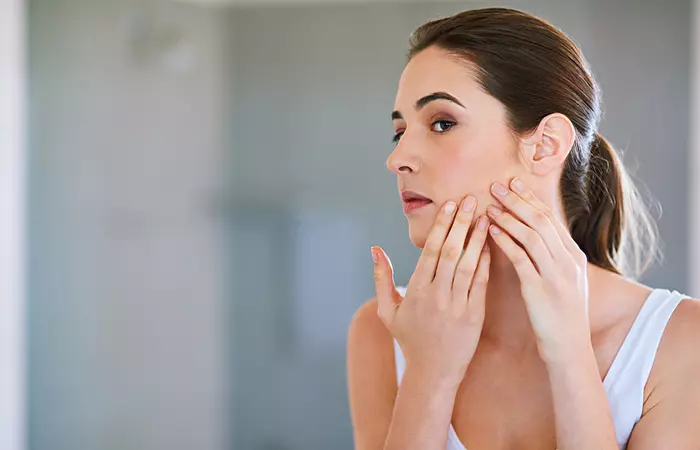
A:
518 113 576 176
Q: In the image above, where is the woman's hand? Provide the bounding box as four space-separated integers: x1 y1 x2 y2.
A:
372 196 491 384
486 177 591 364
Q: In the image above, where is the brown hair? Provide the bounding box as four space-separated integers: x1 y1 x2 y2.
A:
408 7 660 278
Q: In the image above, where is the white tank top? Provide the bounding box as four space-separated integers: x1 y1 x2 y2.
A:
392 287 690 450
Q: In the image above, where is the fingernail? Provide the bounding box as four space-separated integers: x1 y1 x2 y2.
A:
370 246 378 263
492 182 508 196
462 196 475 212
444 201 456 215
511 178 525 193
487 206 502 216
478 216 489 230
490 225 502 234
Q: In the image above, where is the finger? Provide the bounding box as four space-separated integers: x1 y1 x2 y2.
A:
412 201 459 287
452 215 489 308
372 246 400 324
486 206 554 274
434 196 477 292
489 225 540 283
463 241 491 320
509 177 584 259
491 180 569 262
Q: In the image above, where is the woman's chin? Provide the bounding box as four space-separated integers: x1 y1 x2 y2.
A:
407 221 431 249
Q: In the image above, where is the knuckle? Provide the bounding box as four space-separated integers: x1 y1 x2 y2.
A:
524 230 541 248
471 275 487 288
533 211 549 227
454 212 472 224
537 201 553 216
512 250 529 266
434 297 450 312
424 245 441 259
373 270 383 282
465 304 485 323
443 245 462 261
456 262 476 278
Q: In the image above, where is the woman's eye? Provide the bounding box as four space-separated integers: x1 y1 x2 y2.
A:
392 120 454 144
432 120 456 133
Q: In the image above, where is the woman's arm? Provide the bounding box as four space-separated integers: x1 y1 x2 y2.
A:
626 297 700 448
347 298 461 450
483 178 619 449
383 364 461 450
545 297 700 450
347 298 398 450
544 343 618 449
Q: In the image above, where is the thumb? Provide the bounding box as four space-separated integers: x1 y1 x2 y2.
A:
372 246 400 323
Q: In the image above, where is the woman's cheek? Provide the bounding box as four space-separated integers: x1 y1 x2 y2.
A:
440 142 508 209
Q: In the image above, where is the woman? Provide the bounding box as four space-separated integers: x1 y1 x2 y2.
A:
347 7 700 450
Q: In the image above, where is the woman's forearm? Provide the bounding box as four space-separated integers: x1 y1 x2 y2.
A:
383 366 461 450
545 343 618 450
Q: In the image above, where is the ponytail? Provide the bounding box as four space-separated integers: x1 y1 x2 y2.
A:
568 133 661 279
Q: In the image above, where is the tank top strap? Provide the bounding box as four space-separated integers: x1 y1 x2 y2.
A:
602 288 689 448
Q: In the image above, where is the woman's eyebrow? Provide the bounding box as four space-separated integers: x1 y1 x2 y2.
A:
391 91 465 120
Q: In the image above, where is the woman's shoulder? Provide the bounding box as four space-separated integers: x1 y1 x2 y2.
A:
348 297 392 345
347 297 396 372
347 298 398 446
651 290 700 375
638 281 700 416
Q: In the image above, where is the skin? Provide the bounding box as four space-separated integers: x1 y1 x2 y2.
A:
347 45 700 450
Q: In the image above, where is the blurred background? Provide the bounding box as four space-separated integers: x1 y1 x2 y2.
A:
2 0 699 449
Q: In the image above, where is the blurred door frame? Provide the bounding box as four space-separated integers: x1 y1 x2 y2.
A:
0 0 27 449
692 0 700 297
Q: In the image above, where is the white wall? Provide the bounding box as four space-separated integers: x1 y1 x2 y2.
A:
0 0 26 450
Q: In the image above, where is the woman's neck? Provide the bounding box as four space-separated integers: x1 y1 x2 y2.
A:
479 235 542 353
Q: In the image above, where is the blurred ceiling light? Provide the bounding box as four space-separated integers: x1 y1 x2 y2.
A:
122 5 196 74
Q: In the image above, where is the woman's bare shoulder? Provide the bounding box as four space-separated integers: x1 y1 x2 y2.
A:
649 293 700 383
629 292 700 444
347 297 397 388
347 298 398 449
349 298 391 342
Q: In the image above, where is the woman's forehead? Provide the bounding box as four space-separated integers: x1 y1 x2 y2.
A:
395 48 480 108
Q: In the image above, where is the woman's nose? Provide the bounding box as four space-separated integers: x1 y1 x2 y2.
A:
386 142 419 174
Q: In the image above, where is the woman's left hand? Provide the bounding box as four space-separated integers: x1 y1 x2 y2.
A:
486 177 591 364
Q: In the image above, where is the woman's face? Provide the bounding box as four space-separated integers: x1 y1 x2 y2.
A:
388 46 523 248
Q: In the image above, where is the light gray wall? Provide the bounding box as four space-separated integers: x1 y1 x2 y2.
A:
585 0 691 291
28 1 231 449
229 1 690 449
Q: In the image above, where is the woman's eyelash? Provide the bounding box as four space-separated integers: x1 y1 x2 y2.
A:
432 120 456 132
391 120 456 144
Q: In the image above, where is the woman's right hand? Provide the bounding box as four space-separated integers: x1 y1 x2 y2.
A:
372 196 491 384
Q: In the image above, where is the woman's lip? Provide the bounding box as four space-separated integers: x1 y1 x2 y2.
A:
402 199 433 214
